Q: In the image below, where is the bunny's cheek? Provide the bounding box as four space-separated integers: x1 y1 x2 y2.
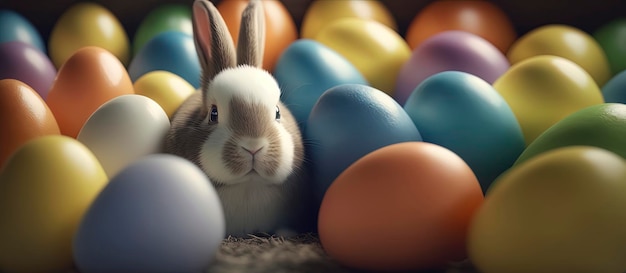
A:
271 126 296 181
199 128 240 185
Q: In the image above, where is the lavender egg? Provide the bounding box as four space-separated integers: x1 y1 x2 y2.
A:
0 41 56 99
394 30 509 105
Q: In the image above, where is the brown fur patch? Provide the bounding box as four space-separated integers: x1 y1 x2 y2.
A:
223 97 284 176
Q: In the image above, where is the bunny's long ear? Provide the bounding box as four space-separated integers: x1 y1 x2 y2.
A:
192 0 236 88
237 0 265 68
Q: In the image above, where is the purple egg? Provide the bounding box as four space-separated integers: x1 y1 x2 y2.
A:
0 41 57 99
394 30 510 105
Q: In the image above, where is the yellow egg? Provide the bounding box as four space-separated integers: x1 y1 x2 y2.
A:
301 0 397 39
507 24 611 86
493 55 604 144
469 146 626 273
314 18 411 95
48 2 130 68
0 135 108 273
133 71 196 118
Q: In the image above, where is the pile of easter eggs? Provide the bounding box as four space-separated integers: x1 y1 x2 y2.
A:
2 0 626 272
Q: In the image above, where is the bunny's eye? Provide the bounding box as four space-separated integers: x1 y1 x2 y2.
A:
209 105 218 123
275 105 281 121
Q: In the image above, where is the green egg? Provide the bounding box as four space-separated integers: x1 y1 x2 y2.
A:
132 4 192 55
593 18 626 76
514 103 626 166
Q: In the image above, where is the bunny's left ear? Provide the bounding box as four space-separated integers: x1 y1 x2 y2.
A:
236 0 266 68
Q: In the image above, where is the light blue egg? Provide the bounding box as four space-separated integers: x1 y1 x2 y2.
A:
73 154 224 273
403 71 525 192
602 69 626 103
306 84 422 207
274 39 368 130
128 31 200 88
0 10 46 53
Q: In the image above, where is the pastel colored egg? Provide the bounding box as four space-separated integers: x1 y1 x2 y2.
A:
0 41 57 98
404 71 525 192
306 84 422 206
48 2 130 68
0 135 108 273
0 79 59 168
0 10 46 53
128 31 200 89
493 55 604 144
515 103 626 166
77 95 170 178
273 39 368 130
602 70 626 103
394 30 510 105
470 146 626 273
593 18 626 75
405 0 516 53
46 46 135 138
217 0 297 71
74 154 224 273
319 142 484 271
133 70 196 118
315 18 411 95
507 24 611 86
133 3 192 55
300 0 397 39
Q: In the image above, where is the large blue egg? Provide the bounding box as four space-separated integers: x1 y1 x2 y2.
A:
128 31 200 88
274 39 368 130
602 69 626 103
403 71 525 192
306 84 422 206
73 154 224 273
0 10 46 53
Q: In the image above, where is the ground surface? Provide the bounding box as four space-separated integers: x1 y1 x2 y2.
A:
206 233 479 273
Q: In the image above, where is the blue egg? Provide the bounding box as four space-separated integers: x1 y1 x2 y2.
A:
602 69 626 103
73 154 224 273
306 84 422 206
274 39 368 130
0 10 46 53
403 71 525 192
128 31 200 88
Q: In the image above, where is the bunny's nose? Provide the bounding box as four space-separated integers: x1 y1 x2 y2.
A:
242 146 263 156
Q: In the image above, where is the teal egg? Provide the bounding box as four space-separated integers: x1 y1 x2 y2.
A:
602 69 626 103
274 39 368 130
306 84 422 206
0 10 45 53
403 71 525 192
128 31 200 88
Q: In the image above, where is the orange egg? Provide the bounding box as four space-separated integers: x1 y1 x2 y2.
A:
0 79 60 167
318 142 484 272
405 0 516 53
46 46 134 138
216 0 297 71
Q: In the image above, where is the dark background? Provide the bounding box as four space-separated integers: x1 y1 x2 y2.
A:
0 3 621 273
1 0 625 42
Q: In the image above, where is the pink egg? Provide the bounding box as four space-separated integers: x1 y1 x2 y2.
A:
394 30 510 105
0 41 57 99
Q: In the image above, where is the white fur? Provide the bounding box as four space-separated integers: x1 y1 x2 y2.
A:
198 66 295 184
196 66 298 236
208 65 280 111
217 181 290 236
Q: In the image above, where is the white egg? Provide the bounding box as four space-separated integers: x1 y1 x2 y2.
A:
77 94 170 177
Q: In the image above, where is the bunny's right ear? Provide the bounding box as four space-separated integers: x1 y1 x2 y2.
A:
192 0 237 89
